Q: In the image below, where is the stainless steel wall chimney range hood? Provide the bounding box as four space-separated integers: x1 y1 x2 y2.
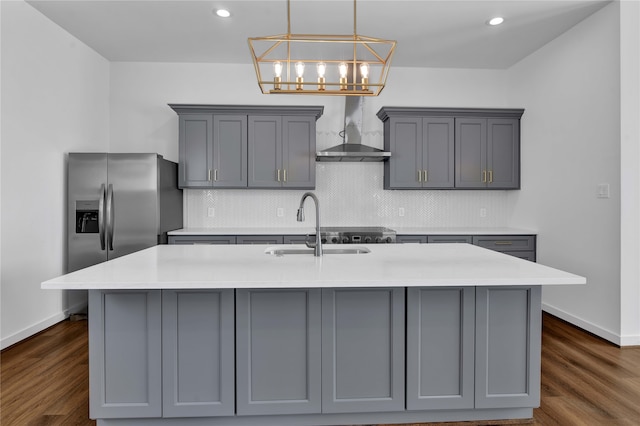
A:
316 97 391 162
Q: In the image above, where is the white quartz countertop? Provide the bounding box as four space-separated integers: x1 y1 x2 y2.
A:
42 243 584 290
168 227 536 236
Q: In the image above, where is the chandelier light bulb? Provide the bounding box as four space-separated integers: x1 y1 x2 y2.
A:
316 62 327 78
338 62 348 78
359 62 369 78
295 62 305 78
273 61 283 78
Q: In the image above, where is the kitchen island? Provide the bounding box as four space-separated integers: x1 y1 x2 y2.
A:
42 243 585 426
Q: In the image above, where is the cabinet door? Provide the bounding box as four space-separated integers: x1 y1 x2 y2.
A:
162 290 235 417
89 290 162 419
455 118 487 188
282 115 316 189
487 118 520 189
475 286 542 408
423 118 455 188
321 288 405 413
236 289 322 415
384 117 423 189
406 287 475 410
213 115 247 188
283 235 308 244
248 115 282 188
178 114 213 188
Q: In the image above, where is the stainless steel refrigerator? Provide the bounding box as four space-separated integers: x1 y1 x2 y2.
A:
68 153 183 273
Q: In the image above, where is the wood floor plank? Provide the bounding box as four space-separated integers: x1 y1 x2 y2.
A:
1 313 639 426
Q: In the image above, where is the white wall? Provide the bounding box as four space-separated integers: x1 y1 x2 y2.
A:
507 2 624 342
0 0 110 349
619 0 640 345
110 63 515 229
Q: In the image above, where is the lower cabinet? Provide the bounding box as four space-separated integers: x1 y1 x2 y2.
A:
89 290 163 419
89 285 542 421
406 287 475 410
475 286 542 409
235 288 322 415
162 289 235 417
321 288 406 413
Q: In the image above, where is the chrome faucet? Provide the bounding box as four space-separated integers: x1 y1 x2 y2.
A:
297 192 323 257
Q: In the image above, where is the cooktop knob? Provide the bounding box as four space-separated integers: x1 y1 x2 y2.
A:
331 237 338 244
341 236 350 244
375 237 383 243
364 236 372 243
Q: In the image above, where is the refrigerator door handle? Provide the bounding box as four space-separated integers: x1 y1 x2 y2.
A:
106 184 115 251
98 184 106 250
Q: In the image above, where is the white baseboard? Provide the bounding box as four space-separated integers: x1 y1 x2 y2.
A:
0 301 88 350
542 303 638 346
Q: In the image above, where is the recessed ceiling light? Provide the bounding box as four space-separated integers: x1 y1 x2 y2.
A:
216 9 231 18
487 17 504 26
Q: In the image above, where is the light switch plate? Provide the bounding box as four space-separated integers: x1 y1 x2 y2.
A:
596 184 610 199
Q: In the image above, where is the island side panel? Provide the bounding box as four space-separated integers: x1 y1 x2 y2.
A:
406 287 475 410
321 288 406 413
162 289 235 417
475 286 542 409
89 290 162 419
235 288 322 415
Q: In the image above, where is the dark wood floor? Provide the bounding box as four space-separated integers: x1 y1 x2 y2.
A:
2 313 639 426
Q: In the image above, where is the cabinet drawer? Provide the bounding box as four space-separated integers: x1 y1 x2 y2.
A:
168 235 236 245
283 235 308 244
472 235 535 252
427 235 472 244
396 235 428 244
236 235 284 245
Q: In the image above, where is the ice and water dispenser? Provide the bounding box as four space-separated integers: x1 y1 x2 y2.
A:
75 200 99 233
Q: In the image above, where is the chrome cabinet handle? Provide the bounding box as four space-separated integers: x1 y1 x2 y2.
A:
214 169 218 182
423 170 427 182
98 184 106 251
482 170 487 183
277 169 281 182
418 170 422 182
283 169 287 182
489 170 493 183
207 169 212 182
494 241 513 246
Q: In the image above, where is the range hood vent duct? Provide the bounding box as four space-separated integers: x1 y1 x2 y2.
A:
316 97 390 162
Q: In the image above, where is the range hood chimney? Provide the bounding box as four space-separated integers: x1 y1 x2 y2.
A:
316 97 391 162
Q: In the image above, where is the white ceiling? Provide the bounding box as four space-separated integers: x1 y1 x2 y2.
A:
26 0 611 69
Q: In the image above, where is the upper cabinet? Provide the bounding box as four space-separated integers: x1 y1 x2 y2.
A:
377 107 524 190
170 105 323 190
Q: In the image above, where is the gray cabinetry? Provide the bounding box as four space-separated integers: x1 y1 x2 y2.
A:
475 286 542 408
428 235 473 244
321 288 405 413
248 115 316 189
381 115 454 189
168 235 236 245
236 235 284 244
406 287 475 410
396 235 428 244
162 290 235 417
473 235 536 262
235 288 322 415
283 234 308 244
89 290 162 419
377 107 523 190
171 105 323 190
455 118 520 189
176 113 247 188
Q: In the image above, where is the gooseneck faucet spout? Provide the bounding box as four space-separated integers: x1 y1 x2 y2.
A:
297 192 323 257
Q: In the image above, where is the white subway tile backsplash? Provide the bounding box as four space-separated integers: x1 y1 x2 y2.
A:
185 162 512 229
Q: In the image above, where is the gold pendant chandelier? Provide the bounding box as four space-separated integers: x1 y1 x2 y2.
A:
248 0 396 96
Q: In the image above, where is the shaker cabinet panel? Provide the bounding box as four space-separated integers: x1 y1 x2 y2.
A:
248 115 282 188
213 115 248 188
487 118 520 189
406 287 475 410
236 288 322 415
282 115 316 188
455 118 487 188
475 286 542 408
89 290 162 419
423 118 455 188
384 118 423 188
162 290 235 417
178 114 213 188
321 288 405 413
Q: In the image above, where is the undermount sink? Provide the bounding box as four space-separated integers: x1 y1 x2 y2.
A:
265 247 371 256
